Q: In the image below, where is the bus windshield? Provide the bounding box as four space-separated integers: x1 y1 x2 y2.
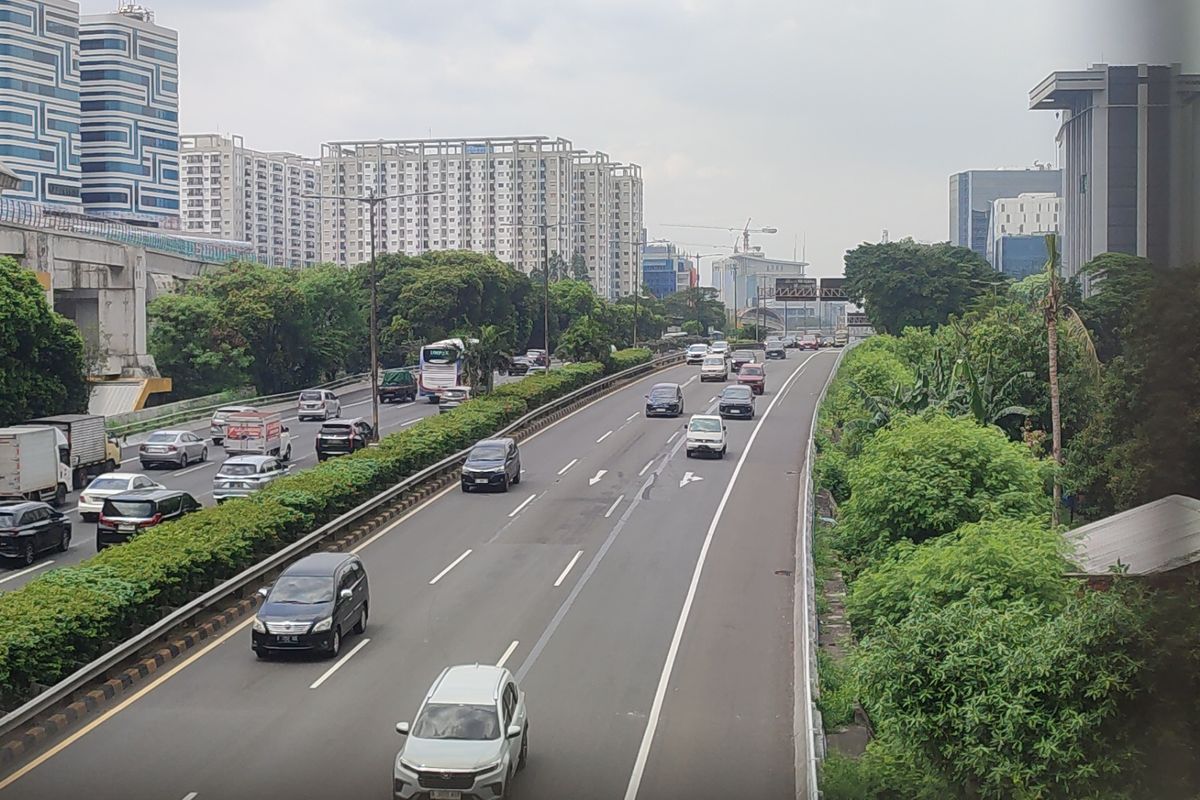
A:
421 346 458 364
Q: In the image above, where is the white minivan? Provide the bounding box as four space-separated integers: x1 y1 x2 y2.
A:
684 414 727 458
686 343 710 364
297 389 341 421
700 355 729 382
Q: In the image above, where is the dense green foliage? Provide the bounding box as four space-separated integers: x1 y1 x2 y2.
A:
843 239 1000 334
0 257 88 425
0 355 646 706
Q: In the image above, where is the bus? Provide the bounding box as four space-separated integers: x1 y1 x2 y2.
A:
418 338 468 402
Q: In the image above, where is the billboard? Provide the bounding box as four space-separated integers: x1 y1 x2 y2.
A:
775 277 818 300
820 277 847 300
846 312 871 326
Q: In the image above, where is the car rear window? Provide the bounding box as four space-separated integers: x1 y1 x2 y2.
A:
742 365 764 375
723 386 752 399
299 391 322 401
103 499 155 518
650 387 677 399
145 432 176 443
412 703 501 740
319 423 354 434
87 477 130 491
219 463 257 476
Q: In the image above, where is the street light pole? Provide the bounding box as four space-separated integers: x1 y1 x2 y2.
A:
542 222 550 363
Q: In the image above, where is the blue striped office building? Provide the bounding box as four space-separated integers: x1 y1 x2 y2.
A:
0 0 81 204
78 4 178 223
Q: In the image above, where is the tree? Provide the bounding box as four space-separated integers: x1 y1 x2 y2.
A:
836 413 1047 567
843 239 1001 334
682 320 704 336
663 287 725 334
570 252 589 282
146 292 253 398
462 324 511 393
0 257 88 425
1077 252 1155 362
555 316 611 365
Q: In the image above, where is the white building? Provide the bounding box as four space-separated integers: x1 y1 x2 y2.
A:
318 136 643 298
79 4 179 224
990 192 1060 239
179 133 320 267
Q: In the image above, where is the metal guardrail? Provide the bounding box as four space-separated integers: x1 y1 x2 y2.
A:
0 352 685 740
106 372 372 438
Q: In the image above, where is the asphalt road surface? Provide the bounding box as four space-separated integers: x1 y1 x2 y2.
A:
0 351 838 800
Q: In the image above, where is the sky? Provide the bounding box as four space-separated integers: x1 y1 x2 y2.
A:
84 0 1197 282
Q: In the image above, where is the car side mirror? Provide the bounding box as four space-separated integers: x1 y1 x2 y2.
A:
339 588 353 601
396 722 410 736
723 426 728 432
256 585 270 599
282 426 290 433
507 724 523 739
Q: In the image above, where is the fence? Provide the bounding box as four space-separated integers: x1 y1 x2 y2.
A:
0 198 253 264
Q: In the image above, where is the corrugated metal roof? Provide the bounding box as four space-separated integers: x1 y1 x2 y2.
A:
89 381 146 417
1069 495 1200 575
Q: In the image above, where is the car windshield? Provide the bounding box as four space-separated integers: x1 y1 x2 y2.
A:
219 463 257 476
411 703 501 741
0 512 16 527
723 386 752 400
469 445 507 461
689 418 723 433
145 432 176 443
733 351 754 359
87 477 131 491
703 357 724 366
103 499 155 518
689 345 707 352
269 576 334 604
299 391 322 401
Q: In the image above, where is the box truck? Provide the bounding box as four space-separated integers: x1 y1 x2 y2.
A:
223 411 293 462
0 426 73 506
27 414 120 489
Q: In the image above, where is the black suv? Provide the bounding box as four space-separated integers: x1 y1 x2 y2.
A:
252 552 369 659
96 489 201 550
718 384 756 420
316 418 374 461
461 438 522 492
0 501 71 565
645 383 685 417
730 350 757 372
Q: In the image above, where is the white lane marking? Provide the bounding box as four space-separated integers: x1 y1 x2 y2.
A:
679 472 704 488
174 461 214 477
399 418 421 427
603 494 625 519
120 456 139 465
638 460 654 477
682 375 698 387
508 494 537 518
0 561 55 585
709 397 717 403
283 416 298 423
667 431 679 443
343 399 372 408
626 412 639 422
554 551 584 587
496 640 520 668
596 430 613 443
588 469 607 486
182 793 198 800
622 358 813 800
557 458 578 476
429 549 473 585
309 638 371 689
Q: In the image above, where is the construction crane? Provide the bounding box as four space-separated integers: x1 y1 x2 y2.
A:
660 219 779 253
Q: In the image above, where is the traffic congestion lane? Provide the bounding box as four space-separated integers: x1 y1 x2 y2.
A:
0 358 732 798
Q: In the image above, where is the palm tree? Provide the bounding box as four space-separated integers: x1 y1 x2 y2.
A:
462 324 511 394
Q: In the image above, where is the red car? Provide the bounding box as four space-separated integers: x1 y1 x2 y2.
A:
737 364 766 395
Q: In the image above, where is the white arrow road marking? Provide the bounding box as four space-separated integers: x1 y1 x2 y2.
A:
679 472 704 488
589 469 607 486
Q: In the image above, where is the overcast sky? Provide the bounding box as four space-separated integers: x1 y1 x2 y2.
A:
84 0 1196 280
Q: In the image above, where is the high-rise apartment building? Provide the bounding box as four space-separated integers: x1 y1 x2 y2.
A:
318 136 643 298
948 167 1061 259
78 4 178 224
1031 63 1200 291
0 0 82 205
180 133 319 266
986 192 1060 278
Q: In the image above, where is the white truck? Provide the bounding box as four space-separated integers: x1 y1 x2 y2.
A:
27 414 120 489
222 411 293 463
0 426 72 506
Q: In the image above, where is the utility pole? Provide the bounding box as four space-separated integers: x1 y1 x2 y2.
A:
542 221 550 363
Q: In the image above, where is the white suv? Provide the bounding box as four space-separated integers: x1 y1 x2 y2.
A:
297 389 341 421
685 343 710 364
395 664 529 800
699 355 729 382
685 414 727 458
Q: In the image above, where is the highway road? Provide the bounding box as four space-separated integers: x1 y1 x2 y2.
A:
0 351 838 800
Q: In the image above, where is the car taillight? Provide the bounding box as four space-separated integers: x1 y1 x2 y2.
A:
98 513 111 525
138 513 163 528
165 445 177 452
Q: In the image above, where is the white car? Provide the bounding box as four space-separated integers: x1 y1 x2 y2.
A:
699 355 729 382
684 414 727 459
685 343 710 364
77 473 163 521
297 389 341 421
709 341 731 360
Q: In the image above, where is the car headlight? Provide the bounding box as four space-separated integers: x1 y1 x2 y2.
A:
397 758 422 774
252 618 266 633
478 761 503 775
311 617 333 633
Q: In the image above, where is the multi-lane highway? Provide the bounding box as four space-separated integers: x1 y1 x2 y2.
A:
0 351 838 800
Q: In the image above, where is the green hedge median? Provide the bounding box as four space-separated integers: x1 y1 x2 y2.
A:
0 356 653 708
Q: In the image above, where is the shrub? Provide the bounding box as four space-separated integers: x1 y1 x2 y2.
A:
836 414 1046 568
846 518 1072 636
609 347 652 373
821 345 915 457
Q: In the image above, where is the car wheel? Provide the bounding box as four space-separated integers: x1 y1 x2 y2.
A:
21 541 34 566
512 467 521 485
178 453 188 469
686 450 695 459
500 474 510 493
329 627 341 658
518 723 529 770
57 528 70 553
354 605 367 635
720 446 727 458
284 445 292 462
255 648 271 661
200 447 208 463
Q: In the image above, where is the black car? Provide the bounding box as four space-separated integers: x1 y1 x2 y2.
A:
507 356 531 376
730 350 758 372
252 552 369 659
96 489 200 550
764 340 787 360
461 437 522 492
718 384 756 420
316 418 374 461
0 501 71 565
379 368 417 403
645 383 685 417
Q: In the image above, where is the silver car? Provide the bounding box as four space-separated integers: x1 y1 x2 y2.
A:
394 664 529 800
297 389 341 421
210 405 256 446
139 430 208 469
212 455 289 503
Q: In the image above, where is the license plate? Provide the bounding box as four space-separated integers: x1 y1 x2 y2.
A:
147 447 166 454
276 635 299 644
430 792 462 800
118 524 135 532
475 478 489 484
